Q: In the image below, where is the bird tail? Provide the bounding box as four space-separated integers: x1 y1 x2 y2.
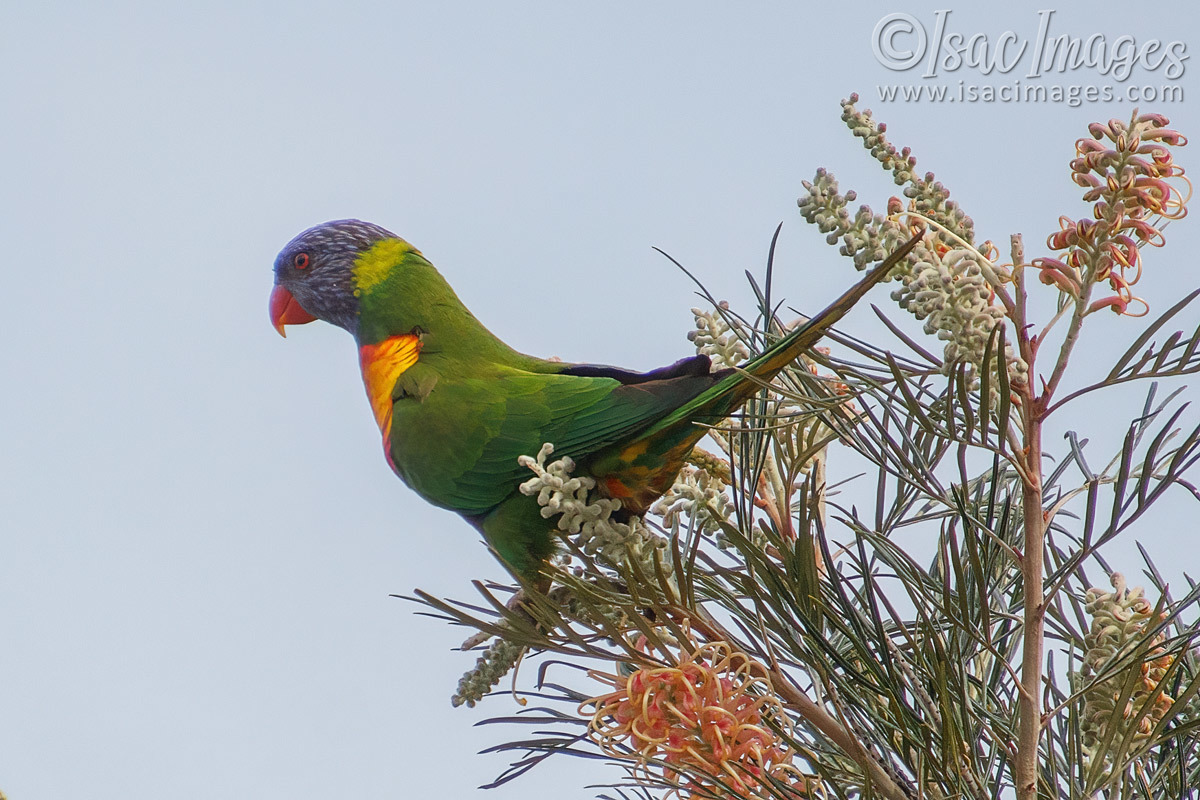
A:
741 230 921 386
646 230 923 437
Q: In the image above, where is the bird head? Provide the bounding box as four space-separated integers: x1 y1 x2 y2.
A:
269 219 397 336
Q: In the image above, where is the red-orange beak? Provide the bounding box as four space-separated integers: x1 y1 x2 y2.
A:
270 284 318 337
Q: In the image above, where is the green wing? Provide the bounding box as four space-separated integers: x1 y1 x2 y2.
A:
386 363 713 516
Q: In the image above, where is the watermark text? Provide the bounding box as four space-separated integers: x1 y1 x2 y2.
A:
871 10 1187 103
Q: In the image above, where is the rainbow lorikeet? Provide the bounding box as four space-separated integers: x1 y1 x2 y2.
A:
270 220 915 584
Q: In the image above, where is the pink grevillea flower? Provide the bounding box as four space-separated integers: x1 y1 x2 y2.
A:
583 639 816 798
1038 110 1189 316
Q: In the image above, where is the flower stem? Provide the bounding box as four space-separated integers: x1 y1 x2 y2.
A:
1016 400 1046 800
1011 232 1046 800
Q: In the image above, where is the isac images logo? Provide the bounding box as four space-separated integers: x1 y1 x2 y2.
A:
872 9 1188 105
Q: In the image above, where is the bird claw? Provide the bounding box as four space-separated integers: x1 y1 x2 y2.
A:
459 588 536 650
459 629 493 650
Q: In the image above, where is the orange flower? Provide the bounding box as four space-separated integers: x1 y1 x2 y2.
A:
583 639 814 798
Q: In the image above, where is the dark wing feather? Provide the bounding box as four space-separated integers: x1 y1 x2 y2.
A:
557 355 713 383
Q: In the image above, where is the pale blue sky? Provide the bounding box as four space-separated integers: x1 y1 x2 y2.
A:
2 3 1198 798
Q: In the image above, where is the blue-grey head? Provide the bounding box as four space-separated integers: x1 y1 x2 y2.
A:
269 219 397 335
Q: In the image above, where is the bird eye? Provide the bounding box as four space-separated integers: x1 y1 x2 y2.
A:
293 252 310 269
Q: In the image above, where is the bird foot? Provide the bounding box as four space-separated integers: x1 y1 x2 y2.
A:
458 588 537 650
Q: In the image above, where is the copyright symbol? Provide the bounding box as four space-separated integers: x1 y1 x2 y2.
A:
872 13 926 70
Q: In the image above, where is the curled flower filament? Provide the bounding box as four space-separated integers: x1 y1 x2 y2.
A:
583 639 813 798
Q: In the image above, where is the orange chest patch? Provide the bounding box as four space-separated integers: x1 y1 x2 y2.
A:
358 334 422 437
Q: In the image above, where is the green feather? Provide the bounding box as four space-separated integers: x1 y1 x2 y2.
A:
347 233 918 582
